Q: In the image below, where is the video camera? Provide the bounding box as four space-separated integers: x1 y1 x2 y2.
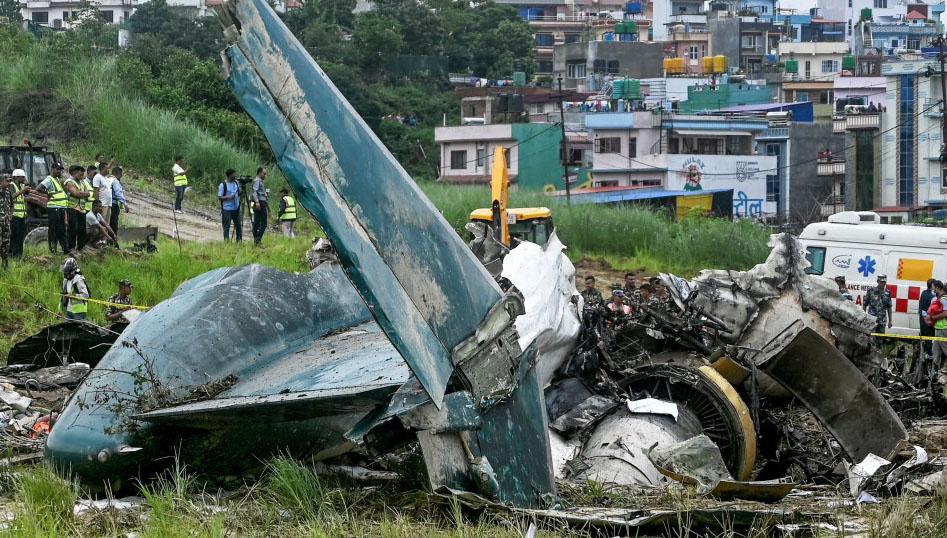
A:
237 175 254 185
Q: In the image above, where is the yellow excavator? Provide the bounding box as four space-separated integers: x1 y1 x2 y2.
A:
468 147 554 246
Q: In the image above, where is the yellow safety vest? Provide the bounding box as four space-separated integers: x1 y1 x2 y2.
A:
13 186 26 218
65 277 88 314
45 176 70 209
282 196 297 220
79 178 94 212
173 167 188 186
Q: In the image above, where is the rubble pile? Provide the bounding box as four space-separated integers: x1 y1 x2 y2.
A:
0 363 89 459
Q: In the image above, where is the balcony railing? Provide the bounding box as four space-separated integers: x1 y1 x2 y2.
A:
845 113 880 130
817 160 845 176
741 43 765 53
758 127 789 138
833 116 846 133
820 195 846 216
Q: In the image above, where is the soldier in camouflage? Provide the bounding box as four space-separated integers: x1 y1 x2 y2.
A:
580 275 604 329
863 274 893 338
0 173 13 269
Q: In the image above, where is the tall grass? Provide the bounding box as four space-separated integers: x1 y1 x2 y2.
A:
5 464 80 536
420 183 772 274
0 234 312 359
0 33 278 193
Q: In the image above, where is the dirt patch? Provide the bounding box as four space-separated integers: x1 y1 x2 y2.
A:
574 257 652 288
122 187 230 242
910 420 947 452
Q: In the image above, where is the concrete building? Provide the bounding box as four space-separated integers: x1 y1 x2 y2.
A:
20 0 136 27
496 0 646 76
584 111 778 217
679 82 772 114
873 59 946 219
434 123 566 190
833 76 888 111
755 122 846 225
664 26 711 75
553 40 664 91
864 11 938 56
652 0 707 41
777 42 850 82
707 12 779 78
819 0 943 43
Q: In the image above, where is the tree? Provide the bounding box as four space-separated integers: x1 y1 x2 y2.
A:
0 0 22 22
373 0 444 57
353 13 402 67
125 0 222 58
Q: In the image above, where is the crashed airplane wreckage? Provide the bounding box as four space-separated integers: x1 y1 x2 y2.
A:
46 0 911 512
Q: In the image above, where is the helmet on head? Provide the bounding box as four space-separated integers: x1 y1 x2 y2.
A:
60 257 78 275
11 169 26 178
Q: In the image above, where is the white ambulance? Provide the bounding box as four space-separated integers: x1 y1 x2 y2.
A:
798 211 947 336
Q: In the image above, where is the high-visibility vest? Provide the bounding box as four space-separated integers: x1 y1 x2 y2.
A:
282 196 297 220
45 176 70 208
173 167 188 186
65 277 88 314
13 186 26 218
79 178 94 212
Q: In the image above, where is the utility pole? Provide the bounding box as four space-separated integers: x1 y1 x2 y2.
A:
557 75 571 203
939 34 947 162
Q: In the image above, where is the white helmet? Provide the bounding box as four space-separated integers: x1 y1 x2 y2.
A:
11 169 26 178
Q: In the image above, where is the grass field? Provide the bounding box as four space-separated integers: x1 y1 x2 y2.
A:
4 456 945 538
0 236 312 359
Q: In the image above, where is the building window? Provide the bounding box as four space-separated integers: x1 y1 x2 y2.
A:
804 60 811 79
820 91 831 104
908 39 921 50
821 60 839 73
766 174 779 202
891 39 899 48
628 138 637 158
100 10 114 23
848 0 852 6
450 150 467 170
123 10 130 21
535 33 554 47
567 61 587 79
476 149 485 168
697 138 721 154
701 44 706 57
32 11 49 23
564 33 581 44
529 103 544 115
536 60 553 73
873 0 887 8
899 75 915 206
607 60 619 74
595 137 621 153
688 46 698 60
797 91 809 102
741 35 759 50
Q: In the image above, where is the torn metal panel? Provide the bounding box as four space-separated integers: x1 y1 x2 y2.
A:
8 322 117 368
45 263 410 484
758 324 908 462
220 0 503 406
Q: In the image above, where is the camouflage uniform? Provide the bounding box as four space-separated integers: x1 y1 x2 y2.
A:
105 293 132 319
0 179 13 267
864 286 892 330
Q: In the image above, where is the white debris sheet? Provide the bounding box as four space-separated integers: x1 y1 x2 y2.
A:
501 232 581 387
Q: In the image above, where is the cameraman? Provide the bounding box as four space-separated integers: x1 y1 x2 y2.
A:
218 169 242 242
250 167 268 246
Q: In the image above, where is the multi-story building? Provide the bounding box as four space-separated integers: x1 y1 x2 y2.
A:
652 0 706 41
20 0 136 27
497 0 649 76
584 111 778 217
755 121 845 225
434 123 567 190
872 59 946 220
708 11 779 79
553 40 664 91
778 42 850 82
820 0 943 44
863 9 938 56
664 25 711 74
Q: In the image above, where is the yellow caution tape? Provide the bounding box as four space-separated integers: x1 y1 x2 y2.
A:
63 295 151 310
871 332 947 342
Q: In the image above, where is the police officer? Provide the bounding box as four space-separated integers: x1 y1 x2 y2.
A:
0 173 12 269
38 163 69 254
863 274 893 337
9 169 29 259
278 188 297 238
835 275 854 301
606 289 632 326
